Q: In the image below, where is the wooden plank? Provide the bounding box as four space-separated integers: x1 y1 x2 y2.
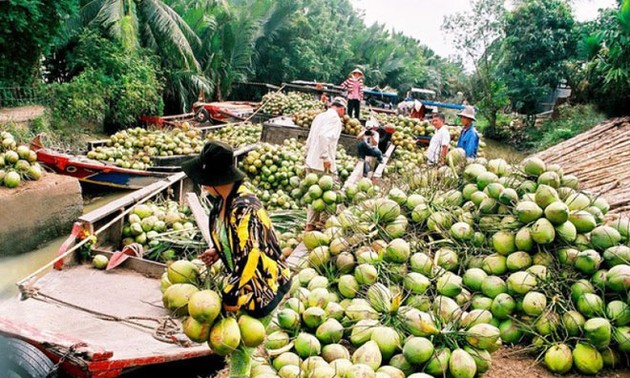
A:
186 193 212 247
80 172 186 224
286 242 308 270
372 143 397 180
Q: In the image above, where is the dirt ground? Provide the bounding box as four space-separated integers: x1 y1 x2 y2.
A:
0 105 45 123
486 346 630 378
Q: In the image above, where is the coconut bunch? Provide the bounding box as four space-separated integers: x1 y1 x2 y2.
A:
342 116 363 136
261 92 325 116
250 192 504 377
250 150 630 377
293 109 320 128
207 122 262 148
291 173 347 215
401 152 630 375
121 200 205 262
159 259 268 355
0 131 44 188
88 125 205 170
239 140 356 211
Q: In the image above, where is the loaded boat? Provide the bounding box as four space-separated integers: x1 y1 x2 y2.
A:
31 136 173 190
0 172 221 378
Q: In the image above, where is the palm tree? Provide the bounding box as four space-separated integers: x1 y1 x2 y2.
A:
67 0 207 111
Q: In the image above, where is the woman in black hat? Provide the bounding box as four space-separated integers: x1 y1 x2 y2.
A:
182 141 291 315
182 141 292 375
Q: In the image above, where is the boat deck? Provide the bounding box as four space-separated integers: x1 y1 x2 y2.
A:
0 264 209 365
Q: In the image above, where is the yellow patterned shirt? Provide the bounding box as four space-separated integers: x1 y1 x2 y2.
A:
209 183 292 317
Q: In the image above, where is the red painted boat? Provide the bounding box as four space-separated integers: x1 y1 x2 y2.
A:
31 136 173 190
0 173 220 378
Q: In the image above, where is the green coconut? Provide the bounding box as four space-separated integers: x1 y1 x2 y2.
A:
572 343 603 375
461 309 493 328
463 268 488 291
403 272 431 294
584 317 612 349
566 192 591 211
383 238 410 263
562 311 585 337
574 249 602 275
610 217 630 242
409 253 433 276
544 201 569 225
522 291 547 316
337 275 359 299
603 245 630 267
303 231 330 250
435 248 458 271
370 326 400 360
613 326 630 352
352 340 382 371
577 293 604 318
162 283 199 316
466 323 501 350
451 222 474 241
544 344 573 374
498 319 523 344
607 300 630 326
490 293 515 320
514 227 534 252
482 254 507 276
606 264 630 293
350 319 380 346
208 317 241 356
590 225 622 251
570 212 598 236
294 332 322 358
530 218 555 245
315 318 344 344
321 344 350 363
491 231 516 256
424 348 451 376
506 252 532 271
522 157 546 177
506 271 537 295
535 185 559 209
436 272 463 297
516 201 543 223
448 348 477 378
188 290 222 324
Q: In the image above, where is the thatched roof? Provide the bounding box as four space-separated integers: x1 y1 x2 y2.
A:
534 117 630 218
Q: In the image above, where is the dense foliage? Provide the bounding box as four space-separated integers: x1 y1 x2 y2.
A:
0 0 77 86
501 0 577 114
47 33 164 132
0 0 628 134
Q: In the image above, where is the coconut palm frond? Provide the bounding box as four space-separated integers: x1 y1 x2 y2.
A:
91 0 124 40
138 0 201 71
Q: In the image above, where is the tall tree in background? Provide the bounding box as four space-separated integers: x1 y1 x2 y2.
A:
0 0 78 86
572 1 629 115
500 0 577 114
60 0 204 112
443 0 509 130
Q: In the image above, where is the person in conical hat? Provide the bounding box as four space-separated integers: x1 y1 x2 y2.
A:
456 105 479 158
340 68 365 119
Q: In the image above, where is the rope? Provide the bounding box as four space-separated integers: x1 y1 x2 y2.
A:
21 286 191 348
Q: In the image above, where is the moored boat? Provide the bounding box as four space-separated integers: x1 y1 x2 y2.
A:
31 136 174 190
0 172 220 378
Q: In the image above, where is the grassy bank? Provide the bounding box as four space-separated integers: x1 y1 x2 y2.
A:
478 104 607 153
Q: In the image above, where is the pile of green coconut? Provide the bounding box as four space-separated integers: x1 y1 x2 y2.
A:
160 149 630 378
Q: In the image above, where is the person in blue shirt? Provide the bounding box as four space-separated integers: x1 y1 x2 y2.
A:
456 106 479 158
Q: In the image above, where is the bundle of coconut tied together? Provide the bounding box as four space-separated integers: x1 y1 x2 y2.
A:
0 131 44 188
250 149 630 377
160 259 267 355
238 140 357 211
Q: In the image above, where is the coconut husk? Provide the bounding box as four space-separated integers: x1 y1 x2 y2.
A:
534 117 630 218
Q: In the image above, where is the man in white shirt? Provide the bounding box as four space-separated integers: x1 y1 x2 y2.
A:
304 97 346 230
356 117 383 177
426 112 450 166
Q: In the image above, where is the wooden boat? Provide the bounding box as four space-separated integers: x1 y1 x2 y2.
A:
31 136 173 190
0 172 222 378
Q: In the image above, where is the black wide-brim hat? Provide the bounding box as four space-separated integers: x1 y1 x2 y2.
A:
181 140 246 186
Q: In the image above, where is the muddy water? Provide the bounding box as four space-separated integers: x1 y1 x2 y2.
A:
0 190 128 298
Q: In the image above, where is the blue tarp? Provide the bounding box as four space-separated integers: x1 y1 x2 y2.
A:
421 100 467 111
